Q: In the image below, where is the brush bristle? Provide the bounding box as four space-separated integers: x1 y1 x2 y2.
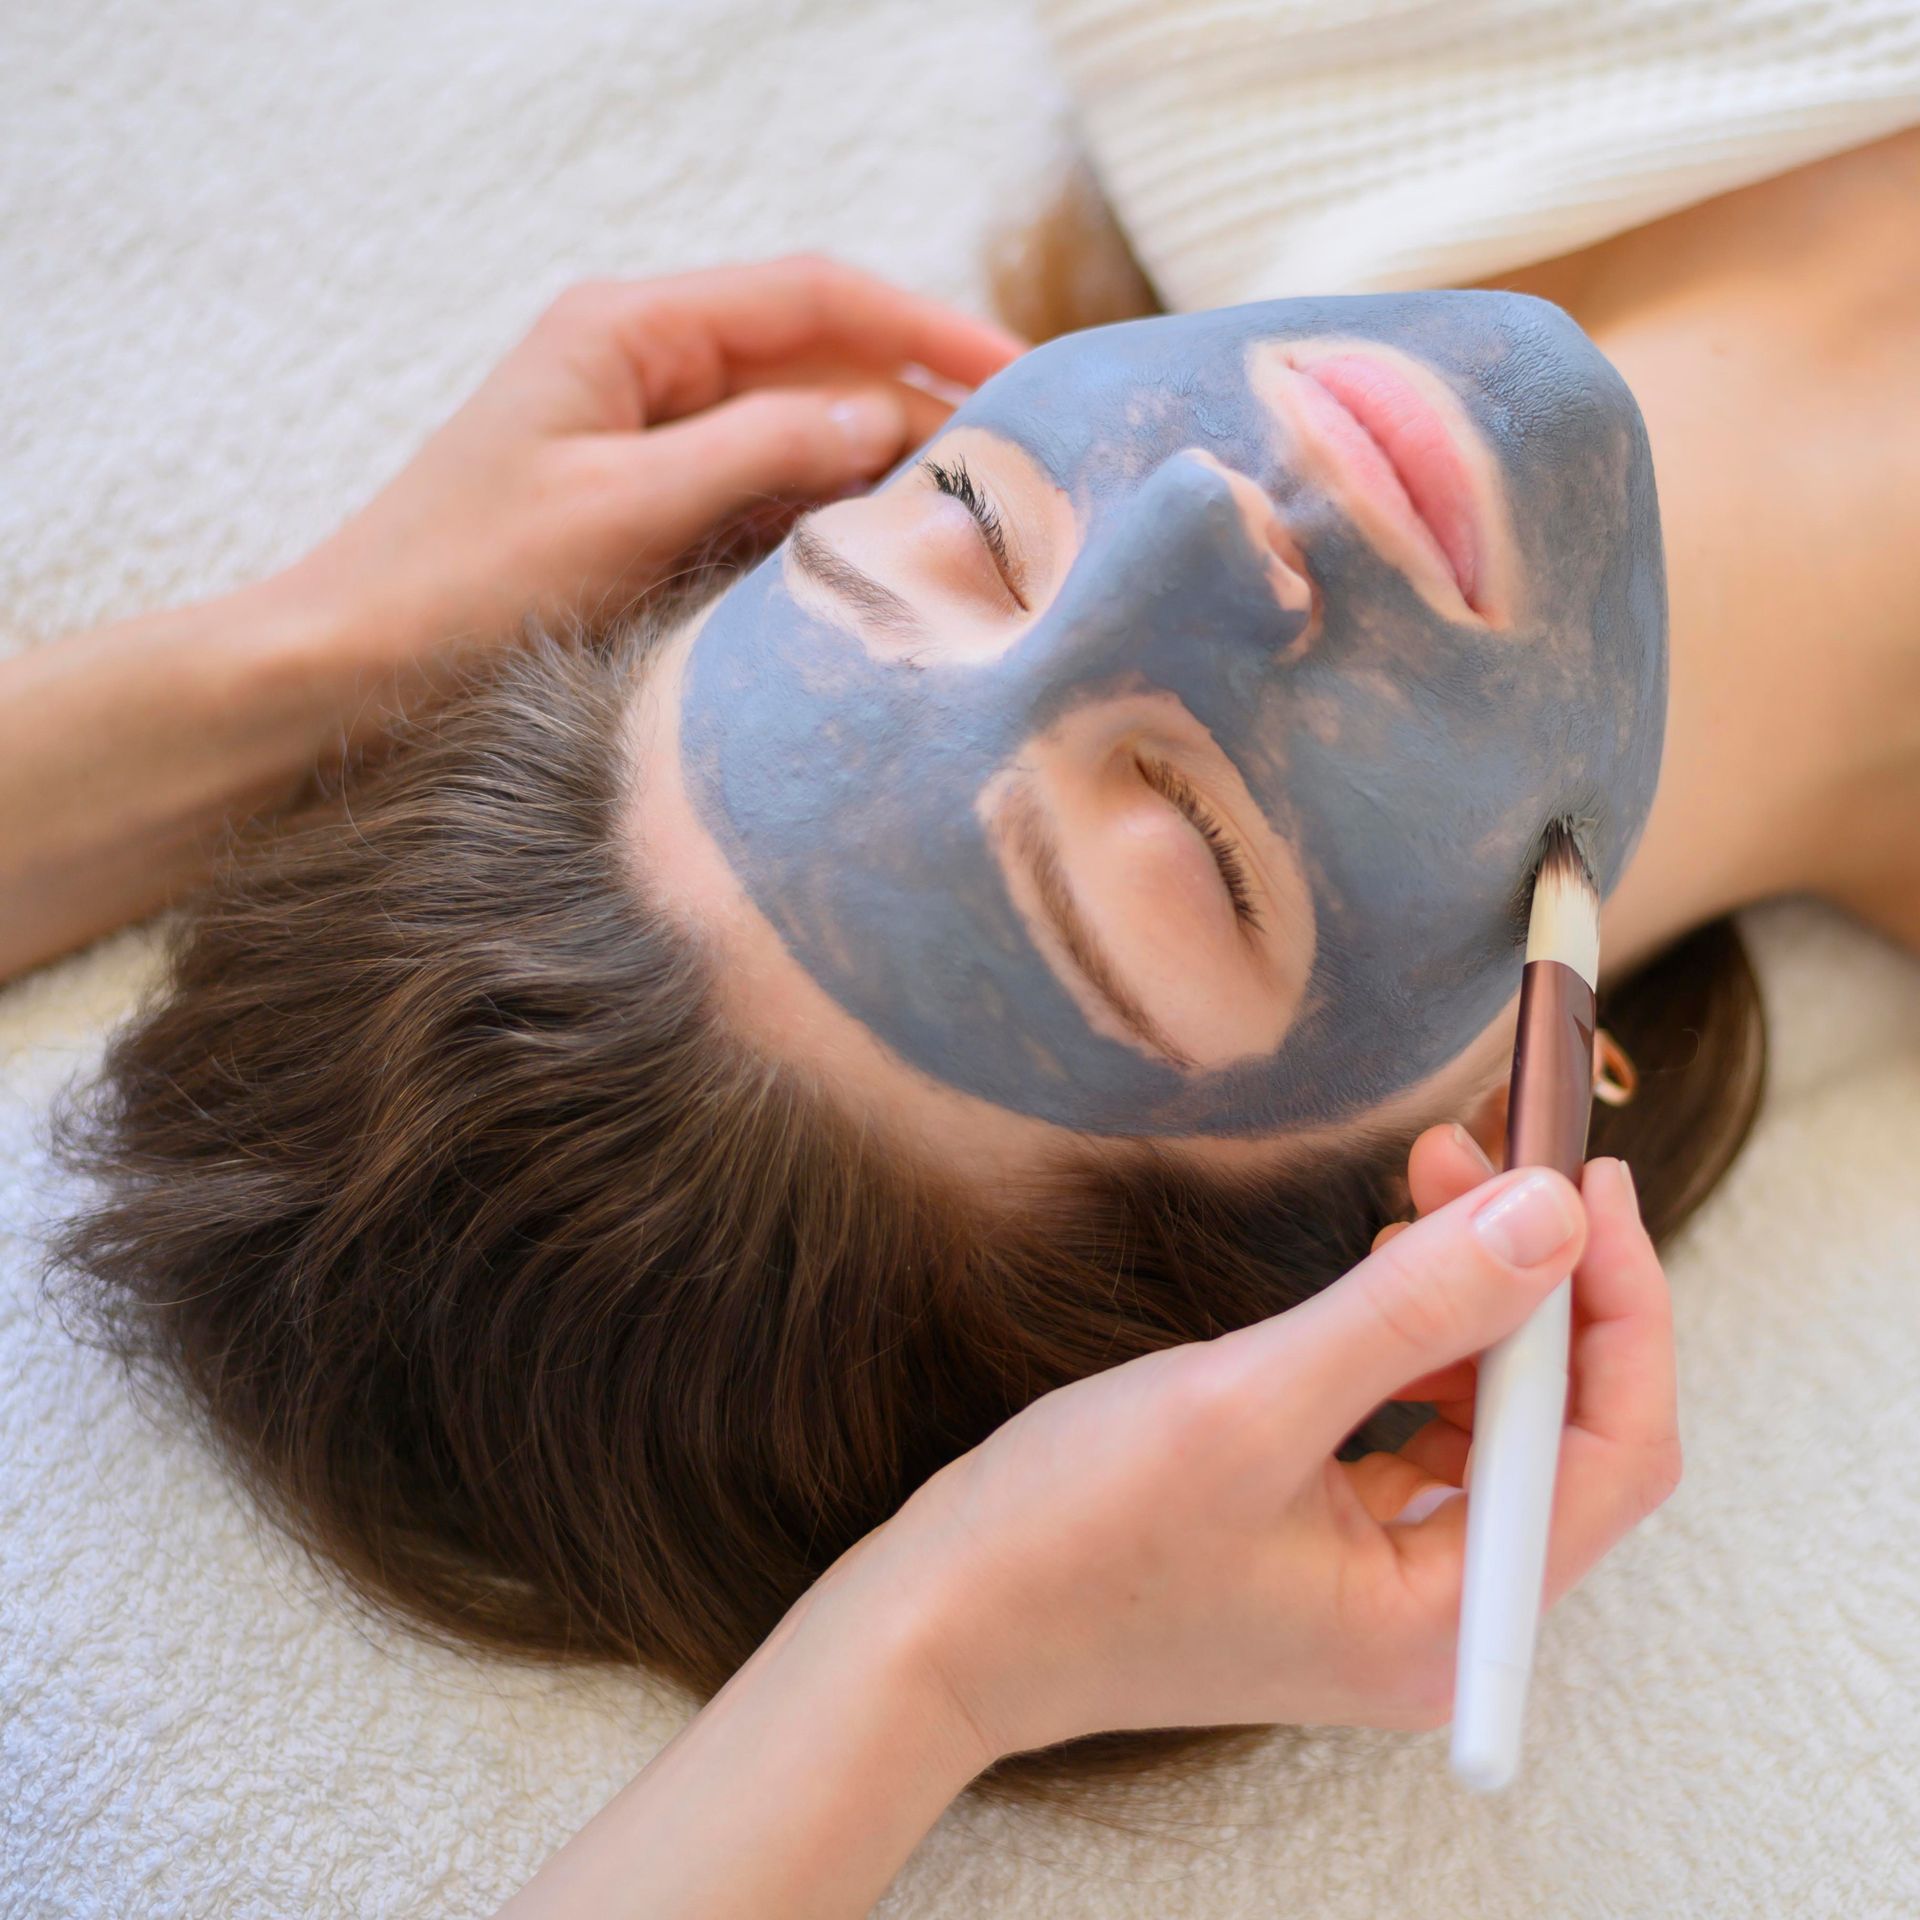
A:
1525 821 1600 986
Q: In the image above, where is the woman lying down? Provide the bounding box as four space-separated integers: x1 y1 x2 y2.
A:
17 131 1920 1915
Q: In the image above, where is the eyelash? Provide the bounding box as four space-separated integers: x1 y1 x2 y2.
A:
1136 756 1264 932
922 455 1025 607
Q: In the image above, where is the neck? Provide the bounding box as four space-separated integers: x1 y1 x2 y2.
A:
1498 129 1920 978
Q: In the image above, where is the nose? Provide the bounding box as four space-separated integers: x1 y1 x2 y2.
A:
1007 451 1316 714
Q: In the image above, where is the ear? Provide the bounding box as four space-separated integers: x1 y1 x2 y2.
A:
1458 1029 1621 1172
1460 1079 1510 1170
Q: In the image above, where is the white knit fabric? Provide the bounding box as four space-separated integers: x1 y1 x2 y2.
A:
6 4 1920 1916
1038 0 1920 306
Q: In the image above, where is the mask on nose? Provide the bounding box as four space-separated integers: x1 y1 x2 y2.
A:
679 292 1666 1137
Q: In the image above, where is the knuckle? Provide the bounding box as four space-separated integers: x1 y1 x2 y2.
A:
778 249 844 283
772 252 843 309
545 278 619 330
549 434 620 501
772 251 873 326
1152 1350 1250 1455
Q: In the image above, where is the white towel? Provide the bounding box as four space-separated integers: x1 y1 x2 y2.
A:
5 4 1920 1915
1039 0 1920 306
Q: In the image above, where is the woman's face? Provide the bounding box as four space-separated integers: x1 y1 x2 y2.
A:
655 292 1666 1143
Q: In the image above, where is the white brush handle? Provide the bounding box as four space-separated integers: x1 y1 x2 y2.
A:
1449 1275 1572 1792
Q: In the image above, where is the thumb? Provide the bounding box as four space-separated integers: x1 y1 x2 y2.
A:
629 384 912 550
1261 1168 1587 1458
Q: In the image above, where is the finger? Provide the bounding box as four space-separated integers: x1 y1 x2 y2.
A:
1369 1121 1494 1253
1387 1358 1476 1403
548 259 1026 424
895 380 956 447
1407 1121 1497 1218
1540 1157 1681 1603
1342 1446 1474 1531
1343 1450 1446 1524
1233 1166 1587 1459
724 359 955 446
1397 1410 1471 1484
612 382 917 552
1567 1160 1675 1452
1388 1152 1646 1409
1373 1123 1500 1380
705 375 951 550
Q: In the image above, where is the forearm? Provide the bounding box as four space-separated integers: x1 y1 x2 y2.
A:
495 1537 990 1920
0 572 387 981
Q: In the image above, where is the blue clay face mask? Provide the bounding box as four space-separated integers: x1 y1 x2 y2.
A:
679 292 1667 1137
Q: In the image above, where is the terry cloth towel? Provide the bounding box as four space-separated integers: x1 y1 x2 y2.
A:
5 2 1920 1915
1038 0 1920 306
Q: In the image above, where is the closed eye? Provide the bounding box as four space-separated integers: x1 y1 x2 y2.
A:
924 455 1029 611
1135 755 1263 932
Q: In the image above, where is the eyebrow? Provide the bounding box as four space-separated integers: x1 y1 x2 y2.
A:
1000 783 1193 1068
790 522 923 639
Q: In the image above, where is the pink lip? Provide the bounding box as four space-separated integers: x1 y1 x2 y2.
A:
1291 353 1486 615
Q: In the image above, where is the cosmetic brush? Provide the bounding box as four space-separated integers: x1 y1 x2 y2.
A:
1450 819 1600 1793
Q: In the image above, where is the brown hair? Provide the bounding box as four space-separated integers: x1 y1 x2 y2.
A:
46 623 1761 1809
48 197 1765 1816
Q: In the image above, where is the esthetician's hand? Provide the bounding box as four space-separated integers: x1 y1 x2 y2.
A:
280 257 1022 686
861 1131 1678 1766
0 258 1021 985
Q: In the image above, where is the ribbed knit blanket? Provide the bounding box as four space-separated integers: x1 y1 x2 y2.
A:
1041 0 1920 303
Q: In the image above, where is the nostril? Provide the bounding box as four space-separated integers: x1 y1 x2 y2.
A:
1265 514 1311 598
1194 448 1324 661
1264 513 1322 660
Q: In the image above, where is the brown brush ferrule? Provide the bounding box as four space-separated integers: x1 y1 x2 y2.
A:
1504 959 1599 1180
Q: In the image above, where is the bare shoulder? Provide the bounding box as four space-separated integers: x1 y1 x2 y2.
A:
1500 131 1920 942
1501 126 1920 356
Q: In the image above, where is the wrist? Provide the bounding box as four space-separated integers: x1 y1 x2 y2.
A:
796 1515 1007 1790
239 549 455 754
182 571 369 767
498 1528 994 1920
816 1492 1027 1782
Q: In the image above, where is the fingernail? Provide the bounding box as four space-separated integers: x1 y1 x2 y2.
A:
1449 1123 1496 1176
1616 1157 1639 1213
1473 1170 1581 1268
1392 1483 1466 1526
829 393 902 465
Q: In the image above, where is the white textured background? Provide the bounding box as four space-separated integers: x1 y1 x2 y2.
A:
5 4 1920 1916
